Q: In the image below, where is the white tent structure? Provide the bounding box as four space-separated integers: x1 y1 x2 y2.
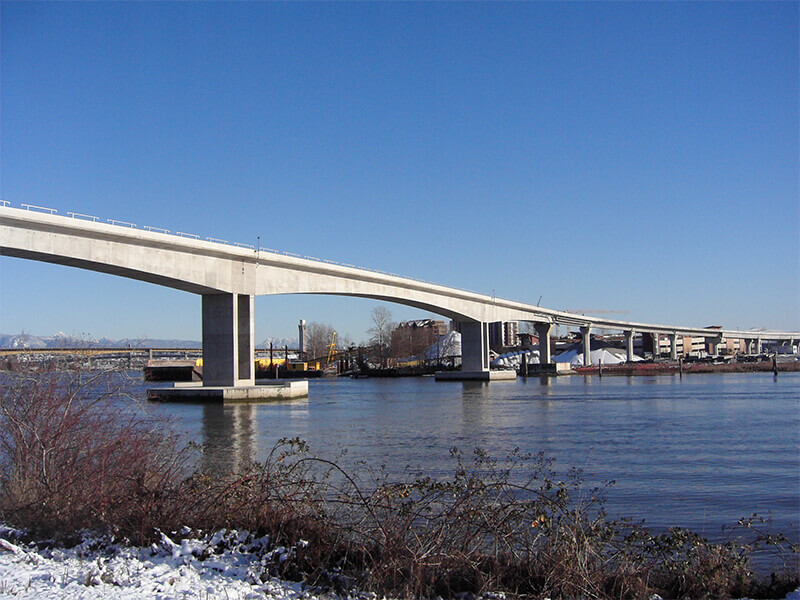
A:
423 331 462 366
491 349 540 369
553 346 642 366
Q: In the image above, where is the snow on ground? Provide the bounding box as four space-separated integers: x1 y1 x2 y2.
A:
0 528 320 600
0 527 798 600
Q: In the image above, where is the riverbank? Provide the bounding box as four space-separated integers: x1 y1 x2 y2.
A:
574 358 800 376
1 527 799 600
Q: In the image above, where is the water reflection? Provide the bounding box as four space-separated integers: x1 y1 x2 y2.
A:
200 404 258 475
460 382 490 435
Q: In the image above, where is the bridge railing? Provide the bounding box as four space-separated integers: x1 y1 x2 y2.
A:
66 211 100 222
21 203 57 214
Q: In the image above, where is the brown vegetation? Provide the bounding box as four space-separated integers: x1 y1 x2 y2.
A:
576 360 800 376
0 367 797 599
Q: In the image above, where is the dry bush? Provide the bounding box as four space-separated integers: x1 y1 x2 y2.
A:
0 366 797 599
213 444 798 600
0 367 192 542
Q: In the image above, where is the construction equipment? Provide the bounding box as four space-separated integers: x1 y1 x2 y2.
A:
326 332 337 365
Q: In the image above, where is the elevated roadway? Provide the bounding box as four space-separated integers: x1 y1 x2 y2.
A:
2 204 797 383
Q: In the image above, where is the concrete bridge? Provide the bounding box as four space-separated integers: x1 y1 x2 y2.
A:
2 203 798 385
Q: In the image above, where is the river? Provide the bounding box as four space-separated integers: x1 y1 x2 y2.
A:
141 372 799 544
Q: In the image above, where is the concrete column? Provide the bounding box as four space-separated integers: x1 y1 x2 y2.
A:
237 294 254 381
669 334 678 361
534 323 554 365
624 330 635 362
705 335 722 356
202 293 255 387
460 321 490 372
754 338 762 355
580 326 592 366
652 333 660 358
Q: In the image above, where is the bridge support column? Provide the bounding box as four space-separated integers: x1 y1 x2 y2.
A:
436 321 515 381
202 293 255 387
535 323 553 365
669 334 678 361
705 335 722 357
754 338 762 355
461 321 490 371
580 326 592 366
624 330 635 362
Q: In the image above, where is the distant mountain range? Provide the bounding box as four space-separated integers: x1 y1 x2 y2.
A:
0 332 298 350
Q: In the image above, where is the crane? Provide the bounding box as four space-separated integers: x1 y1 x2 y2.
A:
326 331 337 365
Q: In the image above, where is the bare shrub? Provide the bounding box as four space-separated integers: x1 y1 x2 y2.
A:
0 367 796 599
201 444 798 600
0 367 192 541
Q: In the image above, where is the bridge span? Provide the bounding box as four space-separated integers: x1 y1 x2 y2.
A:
2 204 797 384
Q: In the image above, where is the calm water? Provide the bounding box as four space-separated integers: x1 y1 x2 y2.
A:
142 372 800 542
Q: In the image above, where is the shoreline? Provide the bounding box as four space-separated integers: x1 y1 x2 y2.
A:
573 358 800 376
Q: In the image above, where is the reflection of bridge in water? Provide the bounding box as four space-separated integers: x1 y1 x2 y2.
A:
200 403 259 475
198 398 310 475
2 203 798 388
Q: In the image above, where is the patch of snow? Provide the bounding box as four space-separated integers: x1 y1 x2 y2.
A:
0 529 796 600
0 530 312 600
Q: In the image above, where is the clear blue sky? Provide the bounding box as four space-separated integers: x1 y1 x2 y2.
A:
1 2 798 343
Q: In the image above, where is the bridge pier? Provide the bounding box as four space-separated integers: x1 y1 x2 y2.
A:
535 322 553 364
435 321 515 381
461 321 490 371
705 334 722 357
202 293 255 387
669 333 678 361
624 330 635 362
580 326 592 366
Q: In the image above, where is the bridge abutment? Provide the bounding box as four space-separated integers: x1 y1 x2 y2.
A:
202 293 255 387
